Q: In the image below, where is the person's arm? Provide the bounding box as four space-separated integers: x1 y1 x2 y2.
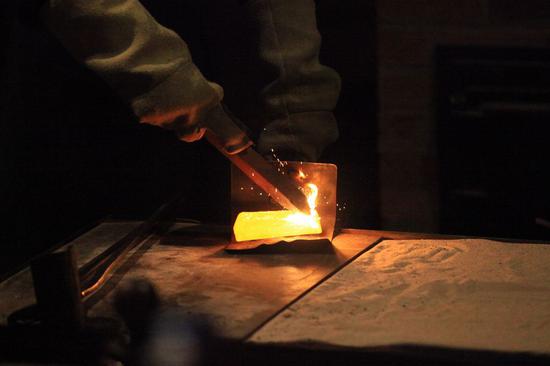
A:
40 0 223 142
249 0 341 162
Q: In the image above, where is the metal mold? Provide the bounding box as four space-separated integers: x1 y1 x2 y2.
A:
228 161 337 249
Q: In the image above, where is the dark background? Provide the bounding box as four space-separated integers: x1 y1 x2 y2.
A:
2 0 550 278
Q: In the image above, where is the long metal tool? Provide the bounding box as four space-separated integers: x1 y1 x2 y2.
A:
205 106 310 214
78 197 179 301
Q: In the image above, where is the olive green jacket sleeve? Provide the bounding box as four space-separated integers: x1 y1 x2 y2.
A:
40 0 223 134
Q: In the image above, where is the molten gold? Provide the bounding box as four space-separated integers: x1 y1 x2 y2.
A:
233 179 322 242
233 210 321 242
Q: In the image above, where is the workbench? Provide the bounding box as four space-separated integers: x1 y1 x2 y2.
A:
2 220 550 365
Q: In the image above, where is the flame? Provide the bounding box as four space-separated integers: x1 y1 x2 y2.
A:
233 176 322 242
305 183 318 216
283 182 319 227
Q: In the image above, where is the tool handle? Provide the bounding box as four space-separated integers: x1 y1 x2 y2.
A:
203 105 253 155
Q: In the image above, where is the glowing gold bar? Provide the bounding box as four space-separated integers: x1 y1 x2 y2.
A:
233 210 322 242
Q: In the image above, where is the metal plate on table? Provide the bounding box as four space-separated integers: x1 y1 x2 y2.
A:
249 239 550 355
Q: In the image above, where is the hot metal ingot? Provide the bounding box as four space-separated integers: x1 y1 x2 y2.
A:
233 210 322 242
229 161 337 248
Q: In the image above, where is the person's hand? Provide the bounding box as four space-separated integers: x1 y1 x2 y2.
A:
147 101 253 155
200 104 253 155
139 83 225 144
169 114 207 143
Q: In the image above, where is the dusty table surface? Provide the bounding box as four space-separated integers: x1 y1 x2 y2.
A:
5 222 549 363
87 223 380 338
249 239 550 355
0 221 380 340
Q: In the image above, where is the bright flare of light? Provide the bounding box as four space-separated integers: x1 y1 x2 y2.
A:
304 183 318 216
233 180 322 242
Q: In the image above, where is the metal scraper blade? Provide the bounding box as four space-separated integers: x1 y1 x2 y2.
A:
206 131 310 213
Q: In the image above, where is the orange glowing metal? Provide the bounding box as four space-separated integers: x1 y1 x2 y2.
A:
233 178 322 242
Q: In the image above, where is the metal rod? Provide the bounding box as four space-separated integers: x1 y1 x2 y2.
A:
78 196 180 300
